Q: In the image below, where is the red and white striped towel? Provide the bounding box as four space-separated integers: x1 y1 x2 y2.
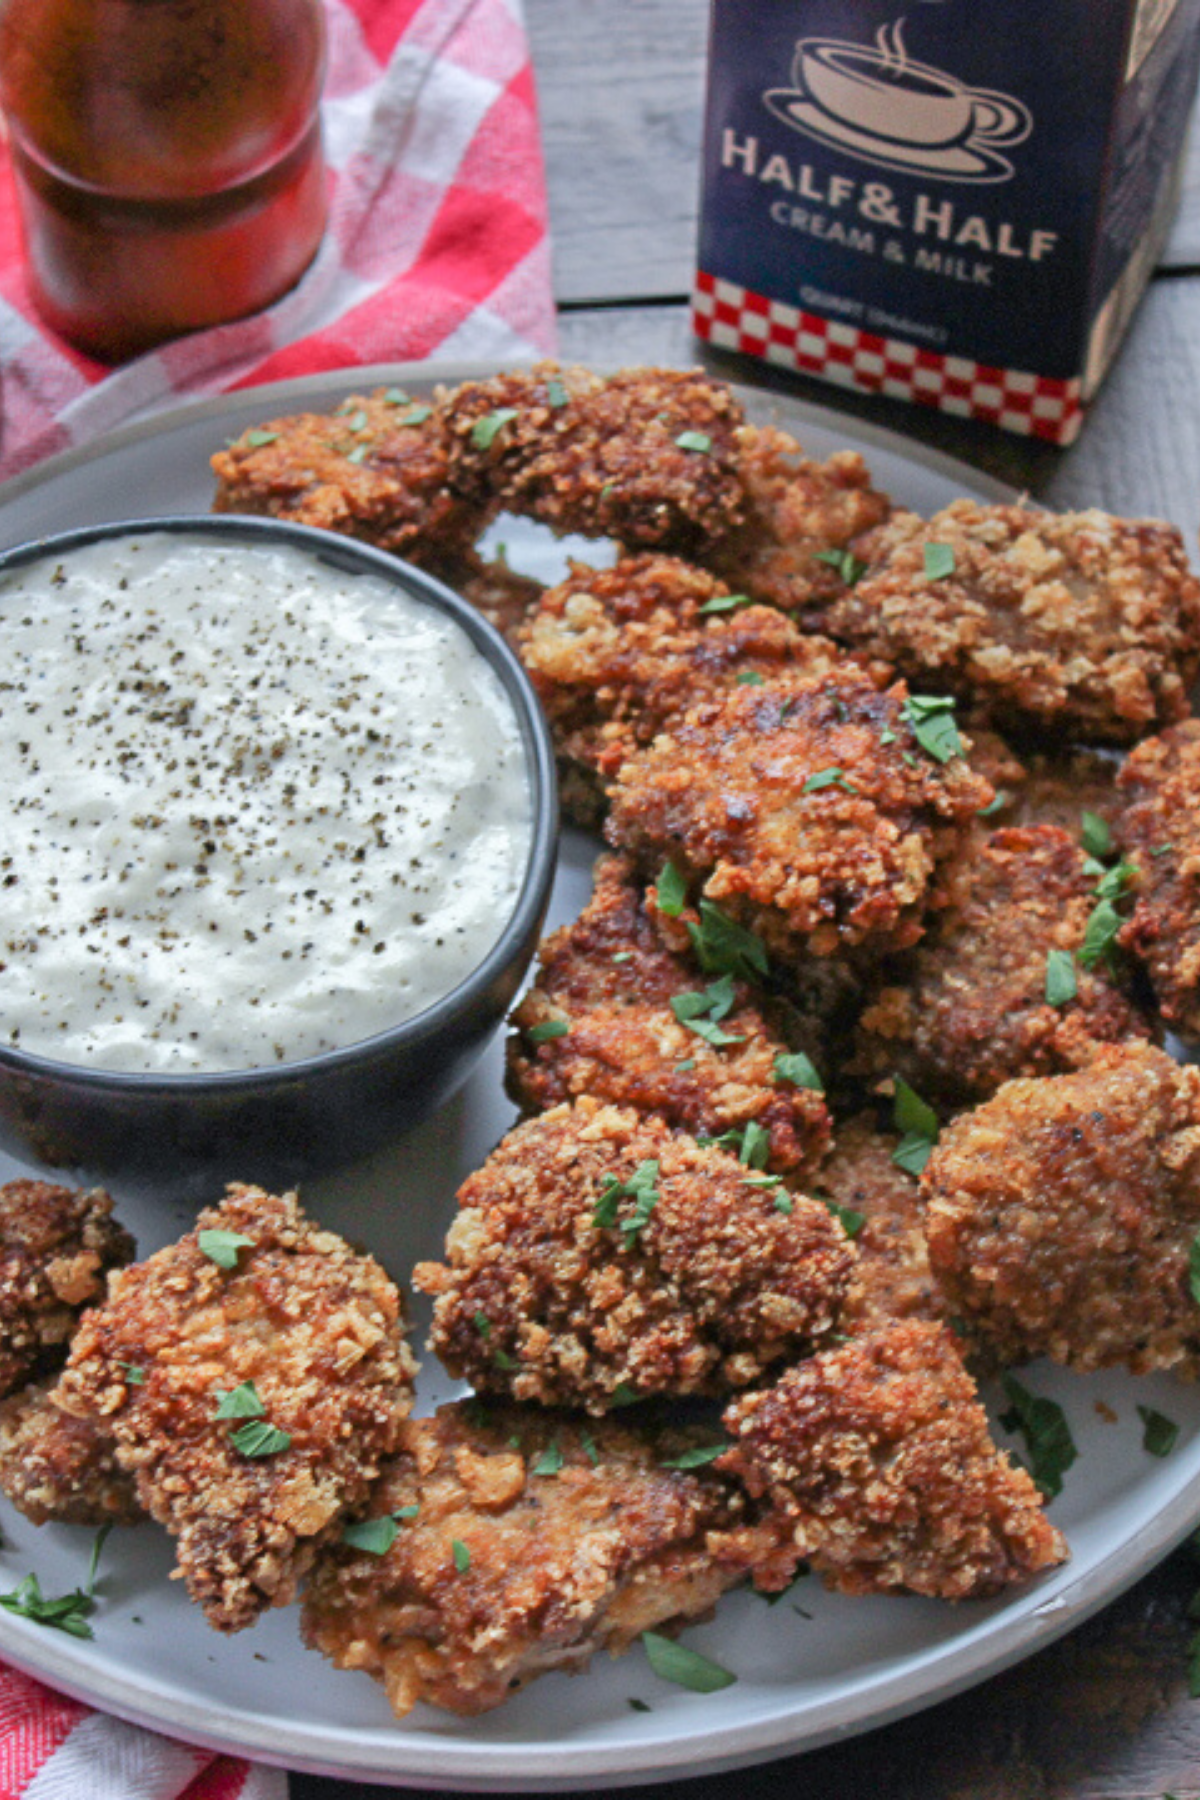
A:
0 0 557 485
0 1664 286 1800
0 0 552 1788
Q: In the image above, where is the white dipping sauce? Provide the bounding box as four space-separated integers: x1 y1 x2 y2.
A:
0 533 533 1072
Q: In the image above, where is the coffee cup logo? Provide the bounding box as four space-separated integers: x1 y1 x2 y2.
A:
764 19 1032 182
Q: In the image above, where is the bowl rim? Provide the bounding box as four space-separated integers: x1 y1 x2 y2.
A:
0 512 558 1093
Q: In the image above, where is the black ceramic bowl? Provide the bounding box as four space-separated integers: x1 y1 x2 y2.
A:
0 516 557 1187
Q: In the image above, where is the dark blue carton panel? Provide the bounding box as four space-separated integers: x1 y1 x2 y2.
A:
695 0 1200 440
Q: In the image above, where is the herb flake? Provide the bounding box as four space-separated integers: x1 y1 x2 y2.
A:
1045 949 1078 1007
999 1375 1077 1499
642 1630 736 1693
197 1229 255 1270
923 541 956 581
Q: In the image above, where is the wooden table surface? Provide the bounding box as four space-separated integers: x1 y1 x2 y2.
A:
297 3 1200 1794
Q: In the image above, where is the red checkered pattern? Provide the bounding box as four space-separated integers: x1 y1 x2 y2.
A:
0 0 555 484
693 270 1085 447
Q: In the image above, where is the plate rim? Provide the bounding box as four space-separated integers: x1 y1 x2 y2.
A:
0 362 1179 1792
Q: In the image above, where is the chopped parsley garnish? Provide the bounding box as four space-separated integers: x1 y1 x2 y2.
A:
736 670 765 686
243 429 279 448
773 1191 794 1215
593 1160 661 1244
822 1196 865 1238
628 1697 652 1713
581 1428 600 1466
698 592 753 614
802 767 858 796
978 790 1008 818
395 404 432 427
737 1119 771 1169
891 1078 940 1177
229 1420 292 1458
545 377 569 408
1136 1404 1179 1458
531 1441 564 1477
452 1539 471 1574
670 976 746 1048
1152 841 1176 857
612 950 633 964
660 1442 726 1470
119 1361 145 1384
381 386 411 404
999 1375 1077 1499
213 1380 266 1421
1044 949 1078 1007
655 860 688 918
345 444 370 464
772 1050 824 1092
923 541 956 581
346 409 369 432
1189 1233 1200 1306
0 1573 98 1639
1077 897 1122 971
197 1228 255 1271
527 1018 569 1044
471 407 519 450
674 430 713 454
642 1630 736 1692
342 1509 418 1556
473 1311 492 1338
1080 810 1113 860
901 693 962 763
686 900 769 983
813 547 868 585
611 1382 641 1407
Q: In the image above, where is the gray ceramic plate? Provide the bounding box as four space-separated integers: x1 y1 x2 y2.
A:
0 365 1194 1792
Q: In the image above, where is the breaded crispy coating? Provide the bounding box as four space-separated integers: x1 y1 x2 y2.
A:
56 1184 416 1632
850 824 1154 1104
719 1321 1067 1600
506 853 831 1176
413 1098 855 1412
820 500 1200 742
302 1400 796 1717
0 1380 141 1527
518 553 847 820
0 1181 134 1398
1116 720 1200 1041
439 363 747 552
821 1116 944 1335
210 389 481 564
710 424 894 623
605 671 992 961
922 1043 1200 1373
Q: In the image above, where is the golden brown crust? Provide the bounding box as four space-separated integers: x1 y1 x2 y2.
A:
414 1098 855 1412
0 1379 142 1526
517 553 847 816
505 852 831 1177
820 1115 944 1335
710 425 894 622
821 501 1200 742
0 1181 134 1398
719 1321 1067 1600
210 389 481 564
56 1184 417 1632
604 671 992 961
921 1044 1200 1373
850 824 1154 1104
301 1400 795 1717
1116 720 1200 1040
439 363 747 552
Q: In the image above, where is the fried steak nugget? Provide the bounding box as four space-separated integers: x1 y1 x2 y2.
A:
56 1184 417 1631
0 1181 134 1398
821 1116 944 1336
719 1321 1067 1600
0 1380 141 1526
1115 720 1200 1041
413 1098 855 1412
820 500 1200 742
440 363 747 552
518 554 848 825
506 853 832 1177
211 389 480 564
710 424 894 624
302 1400 795 1717
922 1043 1200 1373
850 823 1154 1104
605 671 991 961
